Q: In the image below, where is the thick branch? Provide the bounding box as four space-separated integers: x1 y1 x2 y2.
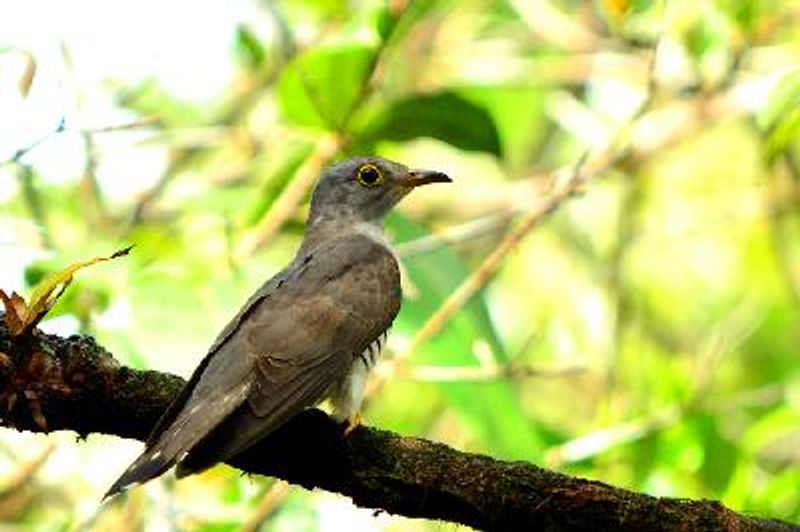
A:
0 322 795 531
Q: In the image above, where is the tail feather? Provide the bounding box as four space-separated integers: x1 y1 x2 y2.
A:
103 380 252 501
102 447 175 501
174 403 261 478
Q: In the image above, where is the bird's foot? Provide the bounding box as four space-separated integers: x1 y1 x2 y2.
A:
341 413 362 436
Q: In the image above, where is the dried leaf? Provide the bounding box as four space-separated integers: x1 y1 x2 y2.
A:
0 290 28 336
18 52 36 98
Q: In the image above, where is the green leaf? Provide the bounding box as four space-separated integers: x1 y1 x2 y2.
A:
374 4 395 41
458 86 546 168
234 25 266 70
691 413 738 493
741 404 800 456
726 0 765 37
116 79 209 126
8 247 131 335
684 22 717 61
277 43 376 130
758 69 800 164
388 214 543 458
244 142 315 226
386 0 442 42
357 92 502 156
682 10 734 82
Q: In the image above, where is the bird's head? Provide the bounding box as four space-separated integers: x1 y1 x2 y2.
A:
308 156 451 226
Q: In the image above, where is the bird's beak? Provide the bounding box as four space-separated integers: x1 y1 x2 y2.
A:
401 169 452 188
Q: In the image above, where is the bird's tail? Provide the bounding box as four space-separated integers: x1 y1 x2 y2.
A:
102 444 176 501
102 372 254 502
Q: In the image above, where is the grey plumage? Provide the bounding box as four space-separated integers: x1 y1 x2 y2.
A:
104 156 450 499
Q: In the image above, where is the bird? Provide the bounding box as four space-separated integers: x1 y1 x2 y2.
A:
104 156 450 499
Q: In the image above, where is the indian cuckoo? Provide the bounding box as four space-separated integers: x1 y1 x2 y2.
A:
104 156 450 498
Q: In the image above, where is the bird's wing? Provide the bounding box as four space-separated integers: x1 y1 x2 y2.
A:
177 235 401 474
140 267 291 449
104 272 288 499
105 235 399 497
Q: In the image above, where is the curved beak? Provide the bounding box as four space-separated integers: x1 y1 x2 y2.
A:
402 169 452 188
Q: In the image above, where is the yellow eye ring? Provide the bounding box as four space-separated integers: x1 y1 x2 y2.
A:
356 164 384 187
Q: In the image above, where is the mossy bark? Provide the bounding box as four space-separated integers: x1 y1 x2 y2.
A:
0 321 796 531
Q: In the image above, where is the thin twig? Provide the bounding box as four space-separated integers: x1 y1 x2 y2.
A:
1 118 161 168
14 165 54 250
765 153 800 307
73 117 161 134
396 208 519 258
543 406 682 467
510 0 601 52
402 362 585 383
605 171 644 390
235 134 343 256
0 442 55 495
403 149 618 359
61 42 111 226
2 118 65 166
241 481 291 532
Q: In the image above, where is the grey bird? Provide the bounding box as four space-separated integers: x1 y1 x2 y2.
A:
104 156 450 499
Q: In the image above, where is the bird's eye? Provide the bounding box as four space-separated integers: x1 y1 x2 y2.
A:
356 164 383 187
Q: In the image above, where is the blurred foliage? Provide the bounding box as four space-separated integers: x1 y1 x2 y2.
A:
1 0 800 530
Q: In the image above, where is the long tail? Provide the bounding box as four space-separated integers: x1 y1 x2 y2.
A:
102 445 177 501
102 409 205 500
102 381 252 501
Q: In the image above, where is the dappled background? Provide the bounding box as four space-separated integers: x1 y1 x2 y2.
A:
1 0 800 529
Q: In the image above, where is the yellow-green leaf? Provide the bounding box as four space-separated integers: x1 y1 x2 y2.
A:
18 246 133 335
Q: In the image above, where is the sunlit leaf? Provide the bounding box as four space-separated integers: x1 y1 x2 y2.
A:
1 247 132 336
758 69 800 164
373 2 395 41
357 92 502 155
244 143 314 226
17 51 36 98
458 86 546 168
117 80 210 126
691 413 738 493
277 43 376 130
235 25 267 70
741 404 800 456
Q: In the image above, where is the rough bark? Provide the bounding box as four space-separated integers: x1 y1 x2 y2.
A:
0 321 796 531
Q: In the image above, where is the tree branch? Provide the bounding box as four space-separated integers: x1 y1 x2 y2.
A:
0 321 795 531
